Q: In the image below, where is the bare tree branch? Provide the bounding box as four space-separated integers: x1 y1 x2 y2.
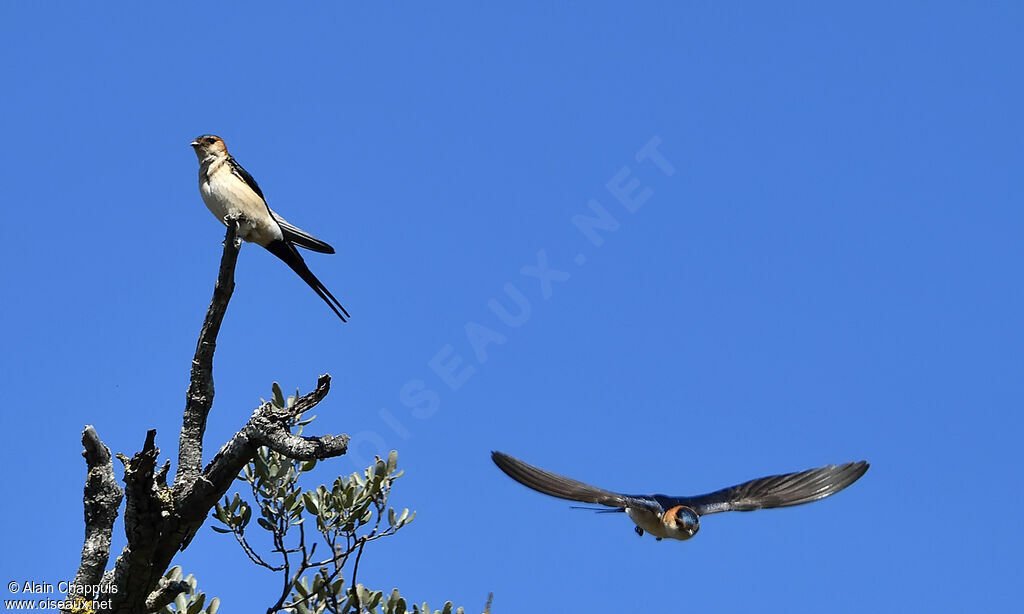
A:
253 428 350 461
178 374 338 516
251 375 347 460
68 427 123 594
105 430 168 612
175 220 240 493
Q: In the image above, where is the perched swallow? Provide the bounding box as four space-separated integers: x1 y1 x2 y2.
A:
190 135 349 322
491 451 868 541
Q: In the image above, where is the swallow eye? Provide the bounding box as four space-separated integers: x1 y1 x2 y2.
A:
205 137 217 145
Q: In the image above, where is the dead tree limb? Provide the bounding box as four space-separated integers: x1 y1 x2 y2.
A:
175 219 240 492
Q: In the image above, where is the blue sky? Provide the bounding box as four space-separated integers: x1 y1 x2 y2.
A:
1 3 1021 612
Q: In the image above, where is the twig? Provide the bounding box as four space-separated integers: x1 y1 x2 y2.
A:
348 538 368 613
232 528 281 571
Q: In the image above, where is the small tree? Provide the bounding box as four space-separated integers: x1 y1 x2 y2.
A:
66 222 469 614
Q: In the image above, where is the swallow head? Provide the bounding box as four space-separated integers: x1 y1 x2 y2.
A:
663 505 700 540
190 134 227 161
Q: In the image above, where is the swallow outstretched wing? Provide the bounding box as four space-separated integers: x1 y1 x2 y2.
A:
491 451 660 512
491 452 868 517
660 461 869 515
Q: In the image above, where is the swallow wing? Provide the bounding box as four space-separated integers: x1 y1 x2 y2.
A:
225 155 336 254
491 451 643 509
669 461 868 516
226 156 267 202
273 216 336 254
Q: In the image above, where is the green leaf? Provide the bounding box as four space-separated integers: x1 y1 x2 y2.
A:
186 593 205 614
206 597 220 614
367 590 383 610
303 492 319 514
272 382 285 408
210 526 231 534
254 457 269 481
257 517 276 532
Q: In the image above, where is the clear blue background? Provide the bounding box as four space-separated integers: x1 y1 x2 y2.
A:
1 3 1020 612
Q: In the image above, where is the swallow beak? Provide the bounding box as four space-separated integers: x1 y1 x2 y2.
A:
190 139 200 148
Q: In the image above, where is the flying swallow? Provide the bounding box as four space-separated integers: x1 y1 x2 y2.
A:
491 451 868 541
190 134 350 322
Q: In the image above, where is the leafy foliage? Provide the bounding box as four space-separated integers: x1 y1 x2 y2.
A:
207 383 462 614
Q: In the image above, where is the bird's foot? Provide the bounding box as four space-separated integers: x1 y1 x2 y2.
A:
223 214 250 247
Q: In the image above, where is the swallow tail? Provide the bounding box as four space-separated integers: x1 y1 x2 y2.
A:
569 505 625 513
264 239 350 322
491 451 628 509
